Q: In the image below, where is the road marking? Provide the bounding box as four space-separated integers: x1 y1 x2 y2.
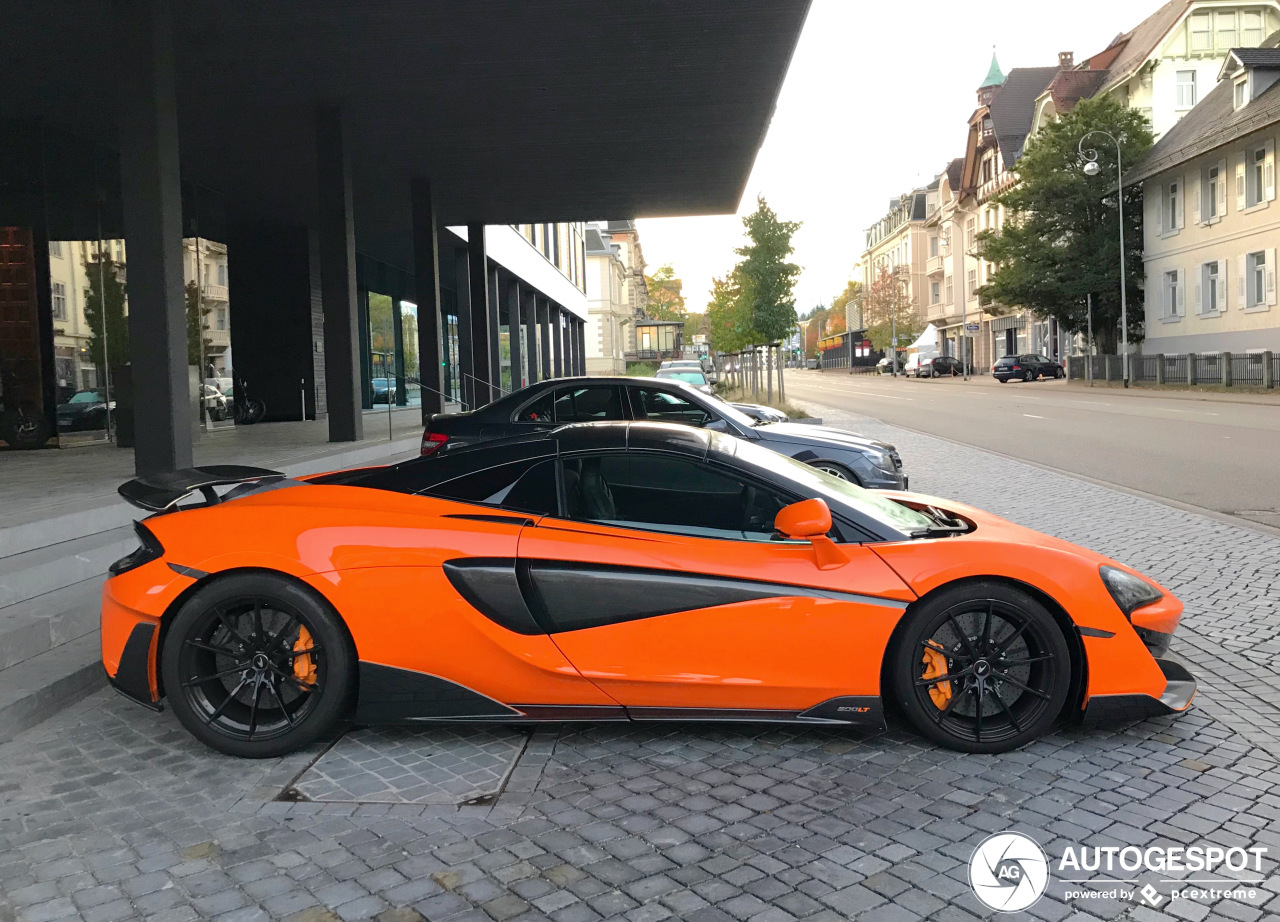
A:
1023 414 1048 419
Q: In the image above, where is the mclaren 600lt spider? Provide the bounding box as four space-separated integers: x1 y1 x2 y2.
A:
102 422 1195 758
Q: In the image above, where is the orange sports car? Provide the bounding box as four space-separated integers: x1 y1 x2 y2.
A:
101 421 1194 758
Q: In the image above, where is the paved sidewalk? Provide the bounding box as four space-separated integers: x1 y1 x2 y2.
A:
1 402 1279 922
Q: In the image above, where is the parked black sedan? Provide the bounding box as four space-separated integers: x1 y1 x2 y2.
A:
918 356 964 378
422 377 907 489
993 354 1064 383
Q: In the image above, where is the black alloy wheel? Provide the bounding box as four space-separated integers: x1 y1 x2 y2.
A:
162 572 354 758
889 581 1070 753
1024 369 1035 382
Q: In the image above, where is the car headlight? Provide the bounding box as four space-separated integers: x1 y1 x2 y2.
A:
868 450 898 474
1099 565 1162 617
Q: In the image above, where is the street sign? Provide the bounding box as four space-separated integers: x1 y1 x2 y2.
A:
965 322 980 332
891 337 898 345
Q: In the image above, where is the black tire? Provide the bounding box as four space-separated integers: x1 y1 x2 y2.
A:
161 572 355 758
809 461 861 486
3 405 50 449
888 581 1071 753
246 398 266 424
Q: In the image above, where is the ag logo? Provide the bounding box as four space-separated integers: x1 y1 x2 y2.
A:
968 832 1050 913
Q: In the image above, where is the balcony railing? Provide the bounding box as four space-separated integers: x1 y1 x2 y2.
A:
202 283 229 301
926 255 945 276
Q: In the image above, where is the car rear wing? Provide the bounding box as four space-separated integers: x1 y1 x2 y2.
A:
118 465 286 513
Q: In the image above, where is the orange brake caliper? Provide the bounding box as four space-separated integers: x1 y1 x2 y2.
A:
921 645 952 709
293 626 318 685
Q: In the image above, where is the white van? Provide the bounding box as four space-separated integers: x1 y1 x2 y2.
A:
903 351 939 377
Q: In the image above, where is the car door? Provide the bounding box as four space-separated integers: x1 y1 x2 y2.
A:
516 449 915 719
625 384 715 428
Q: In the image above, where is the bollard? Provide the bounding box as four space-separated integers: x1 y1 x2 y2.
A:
1222 352 1232 387
1155 355 1165 385
1187 352 1198 386
1265 351 1275 389
1104 356 1112 382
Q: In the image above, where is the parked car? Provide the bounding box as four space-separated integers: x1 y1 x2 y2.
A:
200 385 229 422
56 389 115 432
919 356 964 378
654 367 713 394
903 351 938 377
732 402 788 423
993 354 1063 383
372 377 398 403
107 422 1193 757
420 376 908 489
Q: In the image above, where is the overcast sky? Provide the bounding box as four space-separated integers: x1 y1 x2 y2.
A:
635 0 1164 315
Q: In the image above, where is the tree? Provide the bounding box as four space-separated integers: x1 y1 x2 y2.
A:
735 196 801 344
644 264 686 320
706 272 754 353
83 253 129 375
862 266 921 352
185 281 213 368
977 94 1153 353
830 280 863 331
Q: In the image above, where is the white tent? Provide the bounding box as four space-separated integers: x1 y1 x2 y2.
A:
906 323 938 353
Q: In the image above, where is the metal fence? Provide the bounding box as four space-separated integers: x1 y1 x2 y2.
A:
1068 350 1276 388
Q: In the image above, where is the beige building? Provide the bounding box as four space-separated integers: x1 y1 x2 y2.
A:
583 223 630 374
861 180 939 339
1128 41 1280 352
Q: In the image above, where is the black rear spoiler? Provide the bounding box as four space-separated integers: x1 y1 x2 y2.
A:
118 465 286 513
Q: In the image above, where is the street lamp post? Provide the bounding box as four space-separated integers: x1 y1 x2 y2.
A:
1078 129 1129 388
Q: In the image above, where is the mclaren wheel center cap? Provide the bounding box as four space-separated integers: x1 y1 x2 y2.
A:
974 660 991 677
252 653 269 671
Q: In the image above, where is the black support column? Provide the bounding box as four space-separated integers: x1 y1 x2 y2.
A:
576 320 587 375
507 277 523 390
411 179 444 418
538 298 552 380
466 224 492 405
316 106 362 442
488 266 502 394
454 246 474 408
522 288 539 383
551 304 563 377
117 0 191 476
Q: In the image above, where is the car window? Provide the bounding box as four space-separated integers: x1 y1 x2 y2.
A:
630 387 712 427
515 391 555 423
559 452 797 542
655 370 707 386
424 458 556 515
553 386 624 423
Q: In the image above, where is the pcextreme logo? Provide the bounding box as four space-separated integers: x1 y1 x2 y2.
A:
968 832 1050 913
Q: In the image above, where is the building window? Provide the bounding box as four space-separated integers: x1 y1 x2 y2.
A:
967 268 977 299
1249 146 1268 207
52 281 67 321
49 240 63 259
981 158 993 185
1176 71 1196 109
965 218 975 251
217 264 227 286
1203 164 1219 220
1165 269 1181 317
1217 11 1237 49
1243 10 1264 46
930 281 940 304
1190 12 1212 51
945 275 954 304
1249 250 1267 306
1202 261 1220 313
1163 180 1181 233
929 235 939 258
1235 78 1248 109
216 308 227 331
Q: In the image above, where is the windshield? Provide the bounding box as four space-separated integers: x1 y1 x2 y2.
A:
68 392 103 404
727 437 932 535
656 370 707 385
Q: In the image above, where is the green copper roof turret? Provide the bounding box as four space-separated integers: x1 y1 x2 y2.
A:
980 50 1005 88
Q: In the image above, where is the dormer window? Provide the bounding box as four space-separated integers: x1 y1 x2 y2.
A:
1235 77 1248 109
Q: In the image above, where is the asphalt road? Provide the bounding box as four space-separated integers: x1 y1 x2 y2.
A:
782 368 1280 530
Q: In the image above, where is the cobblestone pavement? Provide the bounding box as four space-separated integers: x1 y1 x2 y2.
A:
2 401 1280 922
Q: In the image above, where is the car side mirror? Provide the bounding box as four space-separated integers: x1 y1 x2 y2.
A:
705 417 729 432
774 499 848 569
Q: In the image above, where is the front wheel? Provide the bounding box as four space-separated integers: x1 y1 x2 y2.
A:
810 461 860 485
161 572 355 758
888 581 1071 753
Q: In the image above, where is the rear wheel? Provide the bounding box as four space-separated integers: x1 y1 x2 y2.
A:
161 572 354 758
889 581 1070 753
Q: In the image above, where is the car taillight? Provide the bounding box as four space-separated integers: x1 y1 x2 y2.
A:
109 521 164 577
421 432 449 457
1012 365 1021 370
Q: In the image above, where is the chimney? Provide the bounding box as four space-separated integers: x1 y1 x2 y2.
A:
1059 51 1075 68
